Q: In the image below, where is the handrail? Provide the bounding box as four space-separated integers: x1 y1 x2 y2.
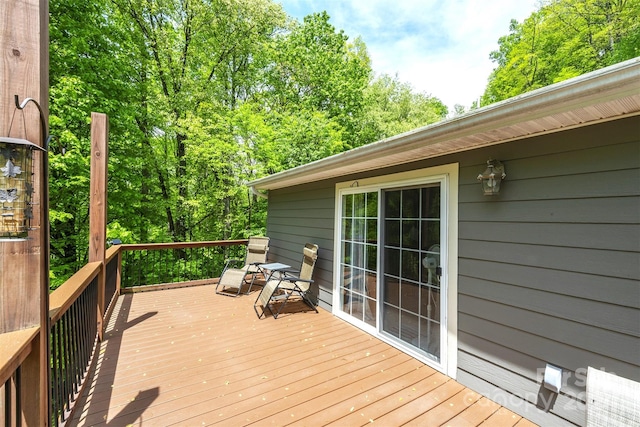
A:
106 244 120 263
49 262 101 426
119 239 249 290
119 239 247 251
0 326 39 386
49 261 102 324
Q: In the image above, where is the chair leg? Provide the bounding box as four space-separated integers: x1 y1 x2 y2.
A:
216 282 243 297
215 282 228 295
245 272 263 294
272 292 292 319
272 288 318 319
301 292 319 313
254 298 275 319
253 301 267 319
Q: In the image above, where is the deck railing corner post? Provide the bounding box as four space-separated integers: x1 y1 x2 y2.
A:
89 112 109 341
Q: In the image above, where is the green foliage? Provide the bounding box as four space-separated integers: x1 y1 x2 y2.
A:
48 0 449 289
266 12 371 150
360 74 448 141
482 0 640 104
49 0 153 286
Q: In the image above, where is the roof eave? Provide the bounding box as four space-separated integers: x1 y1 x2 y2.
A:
250 57 640 191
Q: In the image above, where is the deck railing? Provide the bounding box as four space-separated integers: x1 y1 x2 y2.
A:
119 240 247 291
0 239 249 426
104 246 122 317
49 262 101 427
0 326 40 426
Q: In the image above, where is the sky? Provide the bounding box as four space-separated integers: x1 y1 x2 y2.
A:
277 0 538 111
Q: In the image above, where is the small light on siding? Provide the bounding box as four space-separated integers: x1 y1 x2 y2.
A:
477 159 506 196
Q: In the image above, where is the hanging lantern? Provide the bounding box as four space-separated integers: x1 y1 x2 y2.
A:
0 136 45 238
477 159 506 196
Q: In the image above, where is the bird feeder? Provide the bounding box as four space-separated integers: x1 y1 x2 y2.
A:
0 136 45 238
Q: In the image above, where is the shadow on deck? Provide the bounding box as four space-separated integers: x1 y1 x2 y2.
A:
70 285 536 426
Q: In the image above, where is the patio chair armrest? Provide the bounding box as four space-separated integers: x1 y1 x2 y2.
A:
223 258 244 270
281 268 301 277
279 276 314 284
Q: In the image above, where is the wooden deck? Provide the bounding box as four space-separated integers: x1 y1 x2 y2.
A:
70 285 537 426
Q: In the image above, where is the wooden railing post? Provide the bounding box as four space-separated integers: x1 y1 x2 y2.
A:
116 247 123 293
103 245 122 323
0 0 50 425
89 113 108 340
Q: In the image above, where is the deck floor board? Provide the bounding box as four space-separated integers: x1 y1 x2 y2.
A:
69 285 535 426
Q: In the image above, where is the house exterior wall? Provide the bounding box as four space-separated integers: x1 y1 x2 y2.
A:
264 183 336 306
264 116 640 426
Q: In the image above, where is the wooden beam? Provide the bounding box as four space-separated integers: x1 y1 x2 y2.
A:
0 0 49 331
89 113 108 339
0 0 50 424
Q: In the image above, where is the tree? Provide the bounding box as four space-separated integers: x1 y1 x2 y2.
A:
482 0 640 105
265 12 372 151
49 0 148 287
112 0 286 241
359 74 448 142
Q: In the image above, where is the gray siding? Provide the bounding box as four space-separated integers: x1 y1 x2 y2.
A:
265 183 336 310
455 117 640 426
265 116 640 426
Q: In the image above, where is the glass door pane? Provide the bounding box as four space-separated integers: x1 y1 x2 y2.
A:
340 191 378 327
382 185 442 362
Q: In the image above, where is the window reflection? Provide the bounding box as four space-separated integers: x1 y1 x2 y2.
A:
382 184 441 361
402 189 420 218
402 220 419 249
341 191 379 328
422 187 440 219
385 191 400 218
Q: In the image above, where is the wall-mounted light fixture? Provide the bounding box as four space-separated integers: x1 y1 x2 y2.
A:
477 159 506 196
0 96 48 239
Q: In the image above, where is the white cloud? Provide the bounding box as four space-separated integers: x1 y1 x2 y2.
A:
278 0 538 111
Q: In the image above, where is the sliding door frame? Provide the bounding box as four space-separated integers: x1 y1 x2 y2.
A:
333 163 459 377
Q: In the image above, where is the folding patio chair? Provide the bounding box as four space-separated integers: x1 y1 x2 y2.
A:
216 236 270 296
254 243 319 319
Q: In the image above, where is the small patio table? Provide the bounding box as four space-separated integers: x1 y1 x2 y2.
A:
257 262 291 281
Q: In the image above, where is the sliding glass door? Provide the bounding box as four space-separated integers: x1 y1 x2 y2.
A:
339 192 378 328
381 185 442 362
337 177 447 368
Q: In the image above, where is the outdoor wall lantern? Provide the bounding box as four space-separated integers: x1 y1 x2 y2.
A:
477 159 506 196
0 96 48 239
